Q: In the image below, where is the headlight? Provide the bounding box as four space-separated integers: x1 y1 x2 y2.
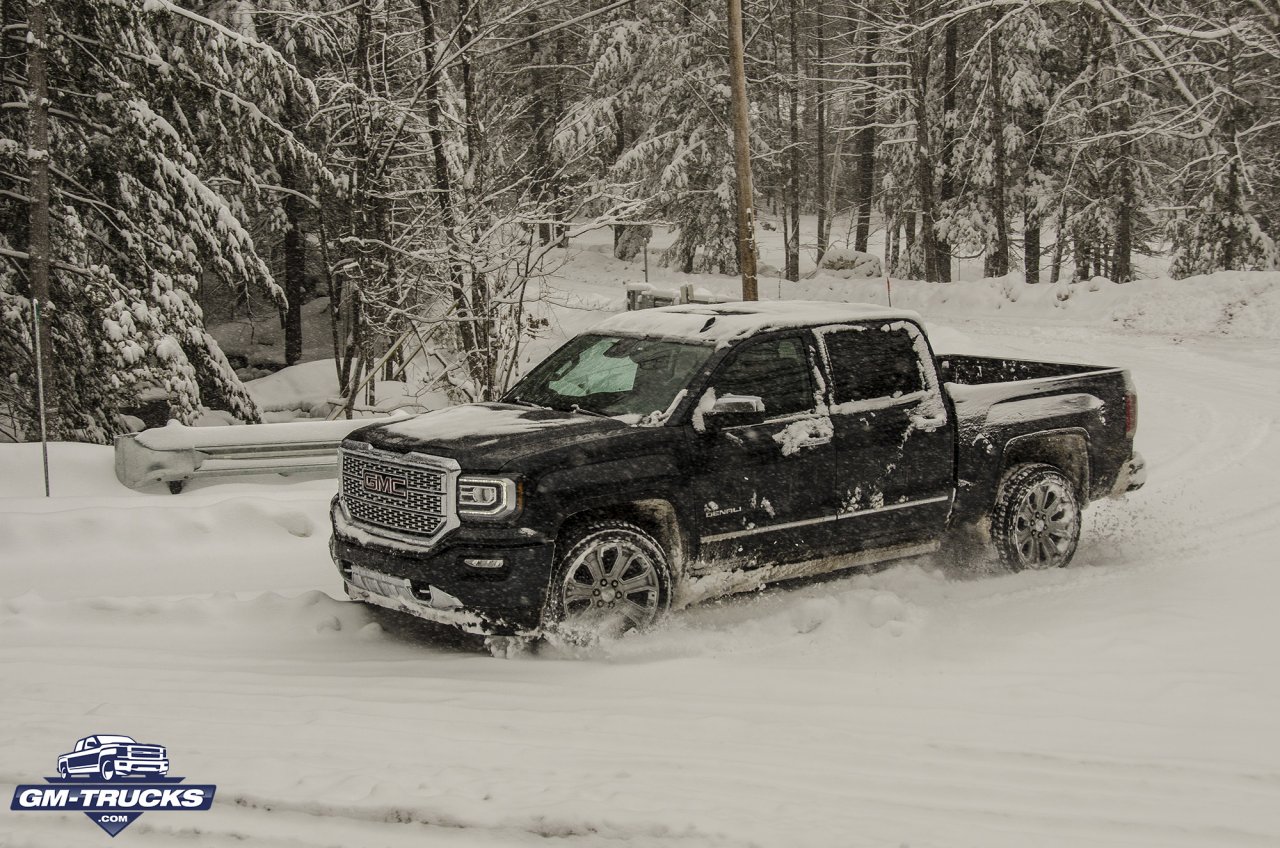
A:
457 476 519 519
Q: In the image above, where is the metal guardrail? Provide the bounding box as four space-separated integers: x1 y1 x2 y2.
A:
113 413 409 493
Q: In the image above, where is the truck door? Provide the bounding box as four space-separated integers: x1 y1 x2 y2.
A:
71 737 98 771
689 331 838 569
817 321 955 550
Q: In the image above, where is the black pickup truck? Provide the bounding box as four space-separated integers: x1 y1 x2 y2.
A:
330 301 1145 641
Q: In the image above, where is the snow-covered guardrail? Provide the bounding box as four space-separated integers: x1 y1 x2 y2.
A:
113 413 408 493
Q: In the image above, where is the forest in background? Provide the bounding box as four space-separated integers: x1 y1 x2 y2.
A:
0 0 1277 442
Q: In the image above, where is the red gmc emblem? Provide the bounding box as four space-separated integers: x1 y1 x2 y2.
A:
362 470 407 498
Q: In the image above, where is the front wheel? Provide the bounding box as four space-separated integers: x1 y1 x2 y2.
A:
99 759 117 781
547 520 672 638
991 463 1081 571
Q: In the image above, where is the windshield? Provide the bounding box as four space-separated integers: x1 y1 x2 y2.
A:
96 735 136 745
509 334 712 420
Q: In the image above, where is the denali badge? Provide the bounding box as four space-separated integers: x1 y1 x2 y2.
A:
362 470 407 498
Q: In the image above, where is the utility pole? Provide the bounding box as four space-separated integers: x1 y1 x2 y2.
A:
726 0 758 301
27 0 54 495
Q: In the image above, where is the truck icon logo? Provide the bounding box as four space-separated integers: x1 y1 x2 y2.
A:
363 469 407 498
10 735 215 837
57 734 169 781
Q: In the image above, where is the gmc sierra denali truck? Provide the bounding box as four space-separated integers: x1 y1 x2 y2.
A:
330 301 1145 640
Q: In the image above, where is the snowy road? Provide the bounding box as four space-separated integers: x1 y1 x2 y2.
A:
3 319 1279 847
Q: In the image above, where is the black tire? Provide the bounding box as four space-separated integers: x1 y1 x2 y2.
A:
546 520 672 636
990 463 1081 571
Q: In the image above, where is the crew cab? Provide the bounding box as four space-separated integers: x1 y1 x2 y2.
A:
57 735 169 780
329 301 1145 641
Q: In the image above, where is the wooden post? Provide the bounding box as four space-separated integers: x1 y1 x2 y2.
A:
726 0 758 301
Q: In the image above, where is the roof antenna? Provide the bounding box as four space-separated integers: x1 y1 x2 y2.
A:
700 317 717 333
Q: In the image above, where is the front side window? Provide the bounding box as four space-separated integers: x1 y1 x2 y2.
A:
510 334 713 419
711 335 816 418
823 324 925 404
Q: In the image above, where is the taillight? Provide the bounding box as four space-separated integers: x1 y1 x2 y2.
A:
1124 392 1138 438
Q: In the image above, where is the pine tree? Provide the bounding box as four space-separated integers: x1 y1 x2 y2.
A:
566 0 742 274
0 0 318 441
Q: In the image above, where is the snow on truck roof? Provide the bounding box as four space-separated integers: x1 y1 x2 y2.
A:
591 300 921 346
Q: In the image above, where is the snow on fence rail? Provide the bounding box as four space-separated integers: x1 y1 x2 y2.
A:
113 413 408 493
625 282 736 311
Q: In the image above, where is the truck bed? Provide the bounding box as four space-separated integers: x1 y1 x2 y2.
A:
938 354 1116 386
936 353 1135 522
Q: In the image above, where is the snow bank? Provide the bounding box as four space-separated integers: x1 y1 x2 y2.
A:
772 270 1280 341
246 359 340 416
817 246 883 278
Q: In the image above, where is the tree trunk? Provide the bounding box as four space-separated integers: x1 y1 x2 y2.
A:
1049 201 1068 284
456 0 495 396
814 0 828 261
727 0 759 300
936 20 957 282
1073 237 1089 282
911 4 942 281
1023 201 1041 285
905 212 917 277
889 218 901 273
417 0 478 371
282 182 306 366
985 13 1010 277
784 0 801 282
26 0 56 430
1112 138 1134 282
853 30 878 254
528 10 551 246
911 41 940 282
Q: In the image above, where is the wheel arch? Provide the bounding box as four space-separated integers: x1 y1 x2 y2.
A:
999 428 1090 502
557 498 688 577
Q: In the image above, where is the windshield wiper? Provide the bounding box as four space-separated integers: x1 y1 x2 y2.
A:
569 404 610 419
509 396 551 410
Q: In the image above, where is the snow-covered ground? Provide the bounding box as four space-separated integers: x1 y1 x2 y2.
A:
3 243 1280 846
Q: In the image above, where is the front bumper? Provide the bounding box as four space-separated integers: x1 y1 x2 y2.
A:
1110 451 1147 497
115 759 169 775
330 497 555 636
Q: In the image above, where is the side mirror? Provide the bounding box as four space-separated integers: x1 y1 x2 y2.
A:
702 394 766 431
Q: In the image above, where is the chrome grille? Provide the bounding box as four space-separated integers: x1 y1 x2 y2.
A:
340 448 453 539
129 747 164 759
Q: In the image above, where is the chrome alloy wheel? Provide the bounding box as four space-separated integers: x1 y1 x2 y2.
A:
1011 476 1079 569
560 538 662 632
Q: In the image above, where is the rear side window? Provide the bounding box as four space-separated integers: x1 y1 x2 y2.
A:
823 325 924 403
712 335 815 418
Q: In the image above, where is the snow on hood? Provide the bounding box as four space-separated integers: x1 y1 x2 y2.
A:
375 403 593 443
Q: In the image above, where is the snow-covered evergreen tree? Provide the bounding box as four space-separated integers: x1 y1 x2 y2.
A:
563 0 742 274
0 0 317 441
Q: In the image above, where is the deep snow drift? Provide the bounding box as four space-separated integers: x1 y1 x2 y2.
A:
3 246 1280 846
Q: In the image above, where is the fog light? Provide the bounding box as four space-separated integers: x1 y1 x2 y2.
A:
464 558 505 570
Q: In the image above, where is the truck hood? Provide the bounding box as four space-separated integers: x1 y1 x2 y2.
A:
346 403 636 471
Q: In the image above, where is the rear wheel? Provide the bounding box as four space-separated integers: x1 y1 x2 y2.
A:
547 520 672 638
991 463 1081 571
